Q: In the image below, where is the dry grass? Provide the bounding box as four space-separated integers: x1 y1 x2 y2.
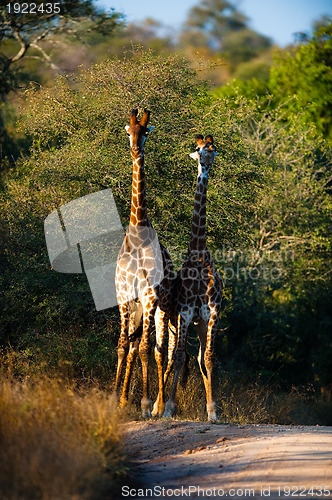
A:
173 363 270 424
0 375 128 500
124 357 332 425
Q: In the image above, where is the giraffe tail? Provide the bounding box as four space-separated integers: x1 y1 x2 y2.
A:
128 325 143 342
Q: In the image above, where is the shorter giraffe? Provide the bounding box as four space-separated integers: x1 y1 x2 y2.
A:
164 134 222 422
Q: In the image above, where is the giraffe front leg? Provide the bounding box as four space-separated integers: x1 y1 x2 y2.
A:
139 299 156 418
164 313 190 418
112 303 130 404
120 301 143 407
152 307 168 417
139 339 151 418
163 317 177 386
196 314 218 422
120 338 139 407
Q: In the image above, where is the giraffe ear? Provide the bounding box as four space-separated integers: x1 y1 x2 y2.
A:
125 125 130 133
189 151 200 160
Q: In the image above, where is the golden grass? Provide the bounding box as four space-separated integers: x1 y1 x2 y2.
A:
0 375 128 500
125 359 331 425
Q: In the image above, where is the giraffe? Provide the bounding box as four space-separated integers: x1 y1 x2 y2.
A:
113 109 174 418
163 134 223 422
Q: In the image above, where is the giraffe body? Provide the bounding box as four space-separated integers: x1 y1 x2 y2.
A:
164 136 222 422
113 109 174 417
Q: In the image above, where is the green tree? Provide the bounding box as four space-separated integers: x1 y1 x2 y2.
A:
0 0 123 160
0 49 267 376
0 0 121 81
1 47 332 411
124 18 172 52
270 23 332 142
211 93 332 391
180 0 271 64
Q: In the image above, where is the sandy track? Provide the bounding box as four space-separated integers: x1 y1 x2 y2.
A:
122 421 332 499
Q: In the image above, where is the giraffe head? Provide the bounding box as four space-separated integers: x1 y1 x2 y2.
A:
189 134 217 174
125 109 154 159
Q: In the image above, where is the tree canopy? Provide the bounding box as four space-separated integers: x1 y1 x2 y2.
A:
180 0 272 64
1 2 332 423
270 24 332 142
0 0 121 84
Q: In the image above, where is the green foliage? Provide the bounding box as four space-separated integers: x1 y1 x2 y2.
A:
210 94 332 389
180 0 272 64
1 43 332 418
1 49 267 378
0 0 123 159
270 24 332 142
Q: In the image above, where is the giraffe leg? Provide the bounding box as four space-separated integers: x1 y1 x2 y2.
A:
152 306 168 417
163 317 177 386
120 338 139 407
196 312 218 422
139 295 156 418
112 303 130 402
164 313 190 418
120 301 143 407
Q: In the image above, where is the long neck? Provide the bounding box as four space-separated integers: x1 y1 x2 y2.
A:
189 169 208 251
130 154 148 226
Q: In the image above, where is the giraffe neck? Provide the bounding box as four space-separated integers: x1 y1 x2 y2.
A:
189 169 208 251
130 154 148 226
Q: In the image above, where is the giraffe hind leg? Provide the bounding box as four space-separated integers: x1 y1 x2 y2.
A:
120 338 139 407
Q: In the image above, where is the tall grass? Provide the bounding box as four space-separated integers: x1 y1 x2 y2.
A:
0 375 128 500
124 357 332 425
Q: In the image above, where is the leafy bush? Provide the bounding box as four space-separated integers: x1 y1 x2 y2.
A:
1 46 332 419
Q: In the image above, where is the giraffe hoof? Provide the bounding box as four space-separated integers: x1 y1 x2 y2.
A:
207 402 218 422
119 397 129 408
152 403 165 418
109 392 119 410
142 408 152 419
141 398 152 419
163 400 175 418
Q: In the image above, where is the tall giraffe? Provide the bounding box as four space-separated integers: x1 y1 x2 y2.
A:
164 134 222 422
114 109 174 418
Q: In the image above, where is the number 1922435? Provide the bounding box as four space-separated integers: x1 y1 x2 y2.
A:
6 3 61 14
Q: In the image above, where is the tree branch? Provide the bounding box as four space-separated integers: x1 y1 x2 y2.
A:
10 26 29 63
30 42 61 73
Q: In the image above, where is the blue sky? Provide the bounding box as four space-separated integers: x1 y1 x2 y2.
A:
95 0 332 46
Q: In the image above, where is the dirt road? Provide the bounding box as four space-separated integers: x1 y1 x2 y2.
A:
122 420 332 499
